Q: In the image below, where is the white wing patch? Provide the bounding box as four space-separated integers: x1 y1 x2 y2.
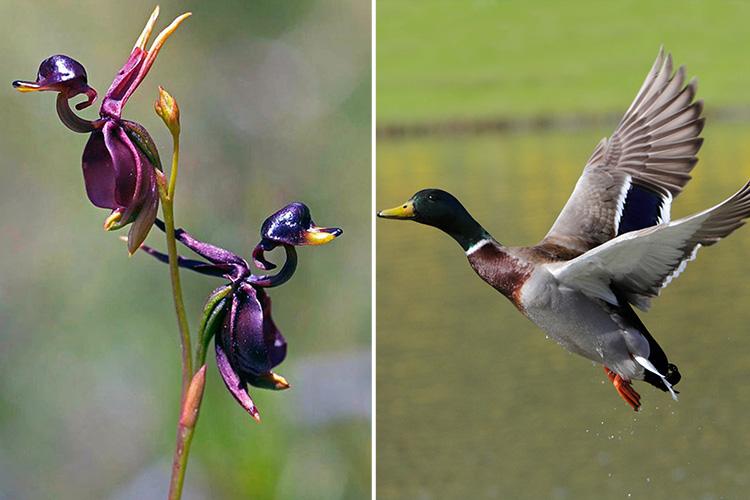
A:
658 190 673 224
661 243 701 289
612 175 633 235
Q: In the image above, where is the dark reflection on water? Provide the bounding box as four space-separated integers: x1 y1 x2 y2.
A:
377 123 750 499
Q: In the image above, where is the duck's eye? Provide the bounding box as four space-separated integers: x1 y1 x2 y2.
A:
427 194 436 202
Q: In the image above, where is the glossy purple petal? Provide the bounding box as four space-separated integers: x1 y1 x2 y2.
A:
214 282 290 418
103 121 140 209
225 284 267 374
83 120 149 214
215 341 260 421
257 287 287 368
218 283 286 376
81 130 117 208
216 291 243 370
82 120 159 245
82 120 151 214
82 121 137 210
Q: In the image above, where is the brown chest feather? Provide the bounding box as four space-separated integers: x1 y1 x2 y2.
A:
467 245 533 308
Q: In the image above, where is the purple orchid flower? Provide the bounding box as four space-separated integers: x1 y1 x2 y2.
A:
139 202 342 421
13 7 190 253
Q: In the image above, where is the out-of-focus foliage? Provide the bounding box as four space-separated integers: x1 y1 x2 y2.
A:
0 1 370 499
378 0 750 124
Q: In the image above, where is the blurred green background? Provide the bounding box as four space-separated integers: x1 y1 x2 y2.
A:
378 0 750 124
0 1 370 499
377 1 750 499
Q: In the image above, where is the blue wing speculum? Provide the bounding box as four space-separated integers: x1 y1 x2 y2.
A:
617 184 671 235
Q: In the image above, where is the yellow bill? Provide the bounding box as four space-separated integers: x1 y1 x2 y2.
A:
377 199 415 219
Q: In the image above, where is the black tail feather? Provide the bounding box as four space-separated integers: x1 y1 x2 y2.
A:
612 288 682 393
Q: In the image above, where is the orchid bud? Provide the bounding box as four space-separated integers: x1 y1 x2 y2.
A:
155 86 180 136
179 365 207 429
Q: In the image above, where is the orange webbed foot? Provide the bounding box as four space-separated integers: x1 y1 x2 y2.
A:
604 367 641 411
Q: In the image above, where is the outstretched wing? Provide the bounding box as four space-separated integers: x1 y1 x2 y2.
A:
547 182 750 310
542 48 704 254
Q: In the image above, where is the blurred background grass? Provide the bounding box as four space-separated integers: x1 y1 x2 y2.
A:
0 1 370 499
378 0 750 124
377 1 750 499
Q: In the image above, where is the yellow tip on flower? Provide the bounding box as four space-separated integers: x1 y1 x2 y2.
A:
133 6 161 51
267 372 291 390
143 11 192 68
103 210 123 231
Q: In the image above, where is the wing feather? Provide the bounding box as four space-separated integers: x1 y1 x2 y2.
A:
543 48 704 254
548 182 750 310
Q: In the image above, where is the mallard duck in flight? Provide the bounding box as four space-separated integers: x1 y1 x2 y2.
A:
378 48 750 411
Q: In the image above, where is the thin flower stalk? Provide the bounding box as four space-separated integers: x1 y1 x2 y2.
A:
153 86 199 499
155 86 193 397
169 365 206 500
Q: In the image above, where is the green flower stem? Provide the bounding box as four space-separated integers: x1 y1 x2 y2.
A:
169 421 196 500
161 128 197 500
167 133 179 200
160 135 193 395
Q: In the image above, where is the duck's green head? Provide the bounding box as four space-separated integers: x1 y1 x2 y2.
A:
377 189 460 223
378 189 488 251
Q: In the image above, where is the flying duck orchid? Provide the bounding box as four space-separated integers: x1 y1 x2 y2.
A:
13 7 190 253
138 202 342 421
